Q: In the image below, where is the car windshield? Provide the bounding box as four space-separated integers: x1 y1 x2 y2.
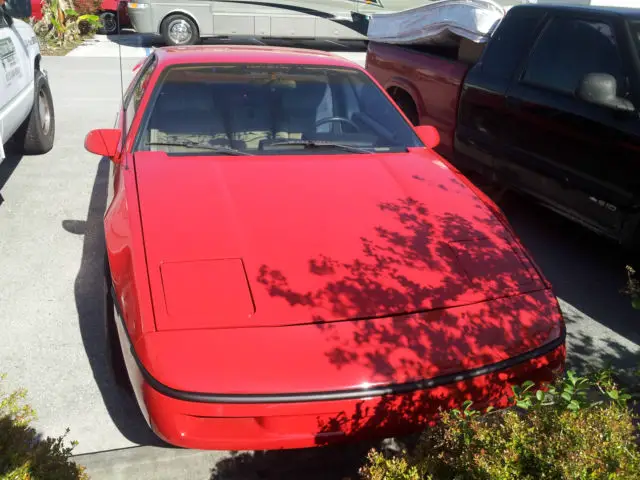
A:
135 63 424 155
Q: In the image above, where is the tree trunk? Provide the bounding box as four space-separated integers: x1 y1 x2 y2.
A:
58 0 74 11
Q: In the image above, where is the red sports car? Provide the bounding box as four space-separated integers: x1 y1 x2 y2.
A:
84 45 566 450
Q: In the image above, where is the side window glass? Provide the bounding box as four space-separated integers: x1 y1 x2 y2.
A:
125 56 157 132
479 9 545 81
521 18 626 97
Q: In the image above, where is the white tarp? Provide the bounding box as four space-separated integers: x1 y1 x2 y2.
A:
366 0 507 46
522 1 638 7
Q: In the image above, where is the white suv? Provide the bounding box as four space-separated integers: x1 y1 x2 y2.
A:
0 0 55 162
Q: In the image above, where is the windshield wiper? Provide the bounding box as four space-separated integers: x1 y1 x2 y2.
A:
145 141 251 156
266 139 371 154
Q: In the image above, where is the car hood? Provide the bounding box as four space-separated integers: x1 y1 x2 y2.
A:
133 149 545 332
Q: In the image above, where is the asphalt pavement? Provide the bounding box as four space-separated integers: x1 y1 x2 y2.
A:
0 32 638 478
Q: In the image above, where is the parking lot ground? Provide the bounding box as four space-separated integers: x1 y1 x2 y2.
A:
0 42 638 477
0 56 146 456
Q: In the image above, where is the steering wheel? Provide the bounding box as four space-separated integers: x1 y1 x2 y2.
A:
315 116 360 132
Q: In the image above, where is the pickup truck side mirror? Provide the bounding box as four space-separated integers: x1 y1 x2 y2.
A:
2 0 32 19
85 129 122 161
414 125 440 149
577 73 636 114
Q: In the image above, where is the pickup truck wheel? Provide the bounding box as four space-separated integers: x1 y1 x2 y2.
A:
16 70 55 156
161 14 200 46
390 88 419 126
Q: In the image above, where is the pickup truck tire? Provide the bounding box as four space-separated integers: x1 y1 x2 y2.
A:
161 14 200 46
14 70 55 156
389 87 419 126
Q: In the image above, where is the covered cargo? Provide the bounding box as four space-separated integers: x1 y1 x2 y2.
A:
366 0 507 46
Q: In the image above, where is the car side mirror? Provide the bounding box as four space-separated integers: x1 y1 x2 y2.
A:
85 129 122 160
3 0 32 19
577 73 636 114
414 125 440 149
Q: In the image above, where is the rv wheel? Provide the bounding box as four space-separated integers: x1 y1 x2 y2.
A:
161 14 200 46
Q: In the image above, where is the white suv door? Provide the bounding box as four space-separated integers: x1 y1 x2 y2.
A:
0 8 34 159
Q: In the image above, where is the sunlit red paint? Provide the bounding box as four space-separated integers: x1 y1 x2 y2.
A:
86 45 566 450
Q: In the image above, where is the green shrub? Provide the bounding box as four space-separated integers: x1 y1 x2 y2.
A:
622 265 640 310
360 369 639 480
32 0 99 49
0 374 88 480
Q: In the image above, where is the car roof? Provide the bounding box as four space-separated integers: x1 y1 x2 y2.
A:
512 3 640 20
152 45 365 70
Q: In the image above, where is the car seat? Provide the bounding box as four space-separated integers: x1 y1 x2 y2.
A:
274 78 334 141
224 84 278 150
146 82 230 153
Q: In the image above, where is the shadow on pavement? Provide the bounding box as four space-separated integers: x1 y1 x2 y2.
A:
0 151 23 208
62 156 164 447
210 437 414 480
105 30 164 48
499 191 640 373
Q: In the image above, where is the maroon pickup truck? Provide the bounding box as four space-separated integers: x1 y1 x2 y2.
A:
366 3 640 251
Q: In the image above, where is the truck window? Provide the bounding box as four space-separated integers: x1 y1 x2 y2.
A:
478 8 545 81
521 17 627 97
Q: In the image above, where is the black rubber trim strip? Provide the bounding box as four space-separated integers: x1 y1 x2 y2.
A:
111 285 566 404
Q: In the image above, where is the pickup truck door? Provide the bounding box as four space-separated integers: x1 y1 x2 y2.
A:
0 13 32 153
501 13 640 237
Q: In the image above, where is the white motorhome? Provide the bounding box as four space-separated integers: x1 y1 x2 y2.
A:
126 0 491 46
0 0 55 162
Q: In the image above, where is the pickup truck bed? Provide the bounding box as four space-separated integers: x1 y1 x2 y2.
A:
366 41 471 160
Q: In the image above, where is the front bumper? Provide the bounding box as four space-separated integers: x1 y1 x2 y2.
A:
136 338 566 450
111 279 567 450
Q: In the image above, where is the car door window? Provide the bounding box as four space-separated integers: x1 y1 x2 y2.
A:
124 54 157 133
521 17 627 97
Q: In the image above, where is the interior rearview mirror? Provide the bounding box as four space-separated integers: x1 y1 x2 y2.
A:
3 0 32 19
577 73 636 114
414 125 440 149
85 129 122 160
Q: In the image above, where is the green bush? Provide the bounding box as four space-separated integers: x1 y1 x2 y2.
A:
0 374 88 480
622 265 640 310
360 369 639 480
32 0 100 49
